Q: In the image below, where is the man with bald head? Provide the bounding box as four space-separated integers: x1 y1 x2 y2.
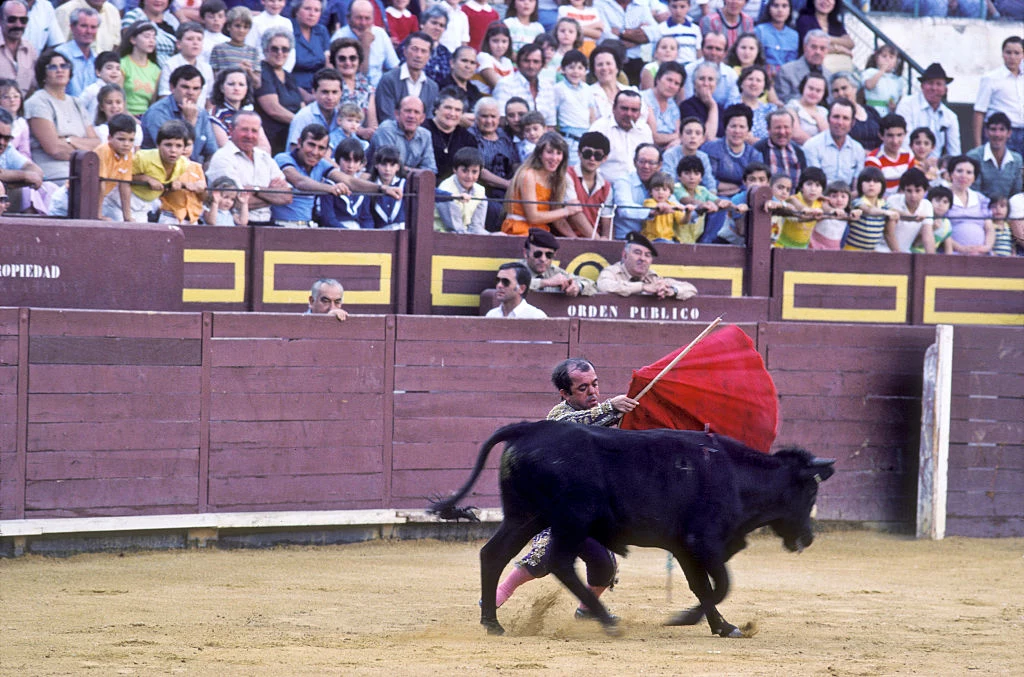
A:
367 95 437 173
207 111 292 225
334 0 397 87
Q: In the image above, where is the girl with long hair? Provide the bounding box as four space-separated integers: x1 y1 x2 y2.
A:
501 131 581 236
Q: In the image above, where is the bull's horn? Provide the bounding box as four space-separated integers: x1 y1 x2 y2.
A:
810 458 835 467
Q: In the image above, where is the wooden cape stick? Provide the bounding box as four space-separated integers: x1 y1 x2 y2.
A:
633 315 723 402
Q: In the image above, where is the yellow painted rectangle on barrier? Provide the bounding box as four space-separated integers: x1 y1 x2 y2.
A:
922 276 1024 326
653 265 743 297
262 251 392 305
431 255 516 307
782 271 908 323
182 249 246 303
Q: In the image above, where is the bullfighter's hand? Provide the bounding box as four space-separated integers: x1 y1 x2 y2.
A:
610 395 639 413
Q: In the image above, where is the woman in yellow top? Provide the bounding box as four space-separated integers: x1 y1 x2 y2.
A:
501 132 581 236
774 167 826 249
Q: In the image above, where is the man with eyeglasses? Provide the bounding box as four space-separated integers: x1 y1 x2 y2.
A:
588 90 652 183
597 231 697 300
566 131 614 238
610 142 661 239
518 228 596 298
485 261 548 318
0 108 44 198
0 0 37 96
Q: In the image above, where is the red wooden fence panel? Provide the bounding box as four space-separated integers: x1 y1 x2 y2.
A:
206 313 391 512
945 325 1024 537
0 308 20 519
391 315 572 508
760 322 936 527
24 309 202 517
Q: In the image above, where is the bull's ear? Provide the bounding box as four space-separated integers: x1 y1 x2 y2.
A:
801 458 835 483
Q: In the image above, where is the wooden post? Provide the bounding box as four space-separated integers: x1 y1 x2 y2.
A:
916 324 953 540
745 185 772 298
405 170 437 315
68 151 100 220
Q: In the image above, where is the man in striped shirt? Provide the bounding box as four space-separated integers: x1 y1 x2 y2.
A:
865 114 913 197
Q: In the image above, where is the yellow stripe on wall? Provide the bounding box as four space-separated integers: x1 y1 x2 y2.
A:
782 271 908 323
653 265 744 297
431 255 517 307
182 249 246 303
922 275 1024 326
263 251 392 305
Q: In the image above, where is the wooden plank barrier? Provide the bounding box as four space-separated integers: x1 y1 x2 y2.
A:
391 315 570 507
944 325 1024 537
0 218 184 311
770 248 914 324
912 254 1024 326
22 309 203 518
479 288 770 324
206 313 393 512
760 322 936 527
0 308 21 518
0 310 1021 540
420 234 749 316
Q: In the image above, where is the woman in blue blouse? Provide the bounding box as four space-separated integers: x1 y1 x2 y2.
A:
755 0 799 77
292 0 331 93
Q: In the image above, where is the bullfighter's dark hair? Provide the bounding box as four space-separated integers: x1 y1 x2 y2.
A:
551 358 595 393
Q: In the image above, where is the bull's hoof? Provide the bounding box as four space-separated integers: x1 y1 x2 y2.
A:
714 623 742 638
601 618 623 637
575 608 619 622
481 618 505 636
664 608 705 626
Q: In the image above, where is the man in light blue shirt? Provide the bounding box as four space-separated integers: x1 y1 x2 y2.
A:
611 142 661 239
367 96 437 173
140 65 218 163
287 68 343 151
803 98 866 186
54 6 98 98
333 0 397 87
275 122 399 226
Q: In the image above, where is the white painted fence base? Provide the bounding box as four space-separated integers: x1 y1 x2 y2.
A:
0 508 505 555
916 325 953 540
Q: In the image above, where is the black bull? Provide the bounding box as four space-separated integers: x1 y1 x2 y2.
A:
429 420 835 637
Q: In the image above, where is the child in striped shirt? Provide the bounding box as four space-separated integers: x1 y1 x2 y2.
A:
845 166 900 251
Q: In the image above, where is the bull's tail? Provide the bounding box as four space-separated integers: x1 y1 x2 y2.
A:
427 422 530 522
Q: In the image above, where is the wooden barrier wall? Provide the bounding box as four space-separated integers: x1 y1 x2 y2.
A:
4 180 1021 325
1 309 1020 535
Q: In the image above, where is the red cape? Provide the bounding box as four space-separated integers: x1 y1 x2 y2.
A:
620 325 779 452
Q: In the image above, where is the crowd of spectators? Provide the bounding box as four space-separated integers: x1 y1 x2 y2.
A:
0 0 1019 255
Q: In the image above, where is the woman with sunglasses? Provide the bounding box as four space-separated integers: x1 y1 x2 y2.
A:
330 37 377 142
255 28 302 155
24 49 99 185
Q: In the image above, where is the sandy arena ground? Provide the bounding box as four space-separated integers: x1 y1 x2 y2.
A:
1 530 1022 676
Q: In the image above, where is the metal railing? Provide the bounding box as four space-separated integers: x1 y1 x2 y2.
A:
841 0 928 97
